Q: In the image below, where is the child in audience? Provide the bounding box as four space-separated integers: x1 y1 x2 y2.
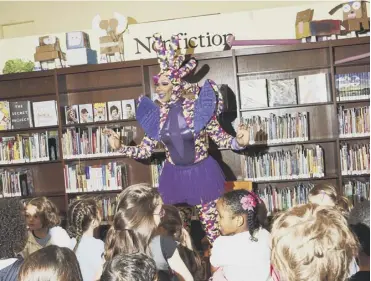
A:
155 205 204 280
308 183 351 215
271 203 359 281
0 198 28 281
22 197 70 258
210 189 271 281
348 200 370 281
105 183 193 281
67 198 104 281
308 183 358 275
18 245 83 281
101 253 157 281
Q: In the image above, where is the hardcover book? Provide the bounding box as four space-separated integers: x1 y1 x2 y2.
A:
65 105 79 125
32 101 58 127
93 103 107 122
268 78 297 107
121 99 136 120
107 101 123 121
78 104 94 123
239 79 268 109
9 101 33 129
0 102 11 131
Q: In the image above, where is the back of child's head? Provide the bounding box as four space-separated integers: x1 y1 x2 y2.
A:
220 189 262 240
105 183 162 260
67 198 101 251
0 198 28 259
309 183 351 215
18 245 83 281
101 253 157 281
159 205 204 279
26 197 61 228
348 200 370 257
271 203 359 281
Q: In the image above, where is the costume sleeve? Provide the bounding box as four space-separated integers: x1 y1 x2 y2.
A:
117 135 157 159
206 116 245 150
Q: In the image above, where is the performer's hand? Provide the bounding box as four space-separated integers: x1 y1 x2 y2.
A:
236 124 250 147
103 128 121 150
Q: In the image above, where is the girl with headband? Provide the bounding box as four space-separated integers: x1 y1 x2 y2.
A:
104 33 250 244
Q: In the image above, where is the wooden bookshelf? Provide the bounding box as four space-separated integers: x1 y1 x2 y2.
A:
0 36 368 214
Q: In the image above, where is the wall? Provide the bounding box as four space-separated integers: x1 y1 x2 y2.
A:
0 1 368 73
0 1 316 38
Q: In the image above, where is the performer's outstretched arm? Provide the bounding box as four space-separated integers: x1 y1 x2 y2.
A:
117 135 157 159
206 116 247 150
105 129 157 159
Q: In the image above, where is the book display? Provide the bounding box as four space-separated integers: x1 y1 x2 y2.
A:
0 37 368 215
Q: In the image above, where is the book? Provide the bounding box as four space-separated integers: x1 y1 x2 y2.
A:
338 105 370 138
32 101 58 127
9 101 33 129
121 99 136 120
65 105 79 125
64 161 129 193
268 78 297 107
243 111 309 144
340 143 370 176
298 73 329 104
257 183 314 214
244 145 325 181
344 179 370 206
239 78 268 109
93 103 107 122
336 72 370 101
0 102 11 131
107 101 123 121
78 104 94 123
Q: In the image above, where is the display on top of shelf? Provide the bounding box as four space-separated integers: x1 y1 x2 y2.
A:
64 101 136 126
329 1 370 35
295 9 342 42
239 73 330 110
34 35 67 71
0 100 58 131
66 31 98 66
91 12 128 63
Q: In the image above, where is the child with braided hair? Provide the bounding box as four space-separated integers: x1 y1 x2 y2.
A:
210 190 271 281
67 198 104 281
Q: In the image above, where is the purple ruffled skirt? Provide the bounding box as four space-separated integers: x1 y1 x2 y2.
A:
159 156 225 206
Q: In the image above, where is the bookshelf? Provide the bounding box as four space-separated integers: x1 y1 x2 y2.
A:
0 37 368 215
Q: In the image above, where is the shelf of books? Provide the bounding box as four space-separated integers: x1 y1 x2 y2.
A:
0 37 368 216
234 37 370 211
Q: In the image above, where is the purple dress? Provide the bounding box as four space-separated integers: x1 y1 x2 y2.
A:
158 99 225 206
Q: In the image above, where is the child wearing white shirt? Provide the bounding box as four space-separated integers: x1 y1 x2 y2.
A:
210 189 271 281
67 199 105 281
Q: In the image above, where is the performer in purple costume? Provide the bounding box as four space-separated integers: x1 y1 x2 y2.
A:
104 33 250 244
